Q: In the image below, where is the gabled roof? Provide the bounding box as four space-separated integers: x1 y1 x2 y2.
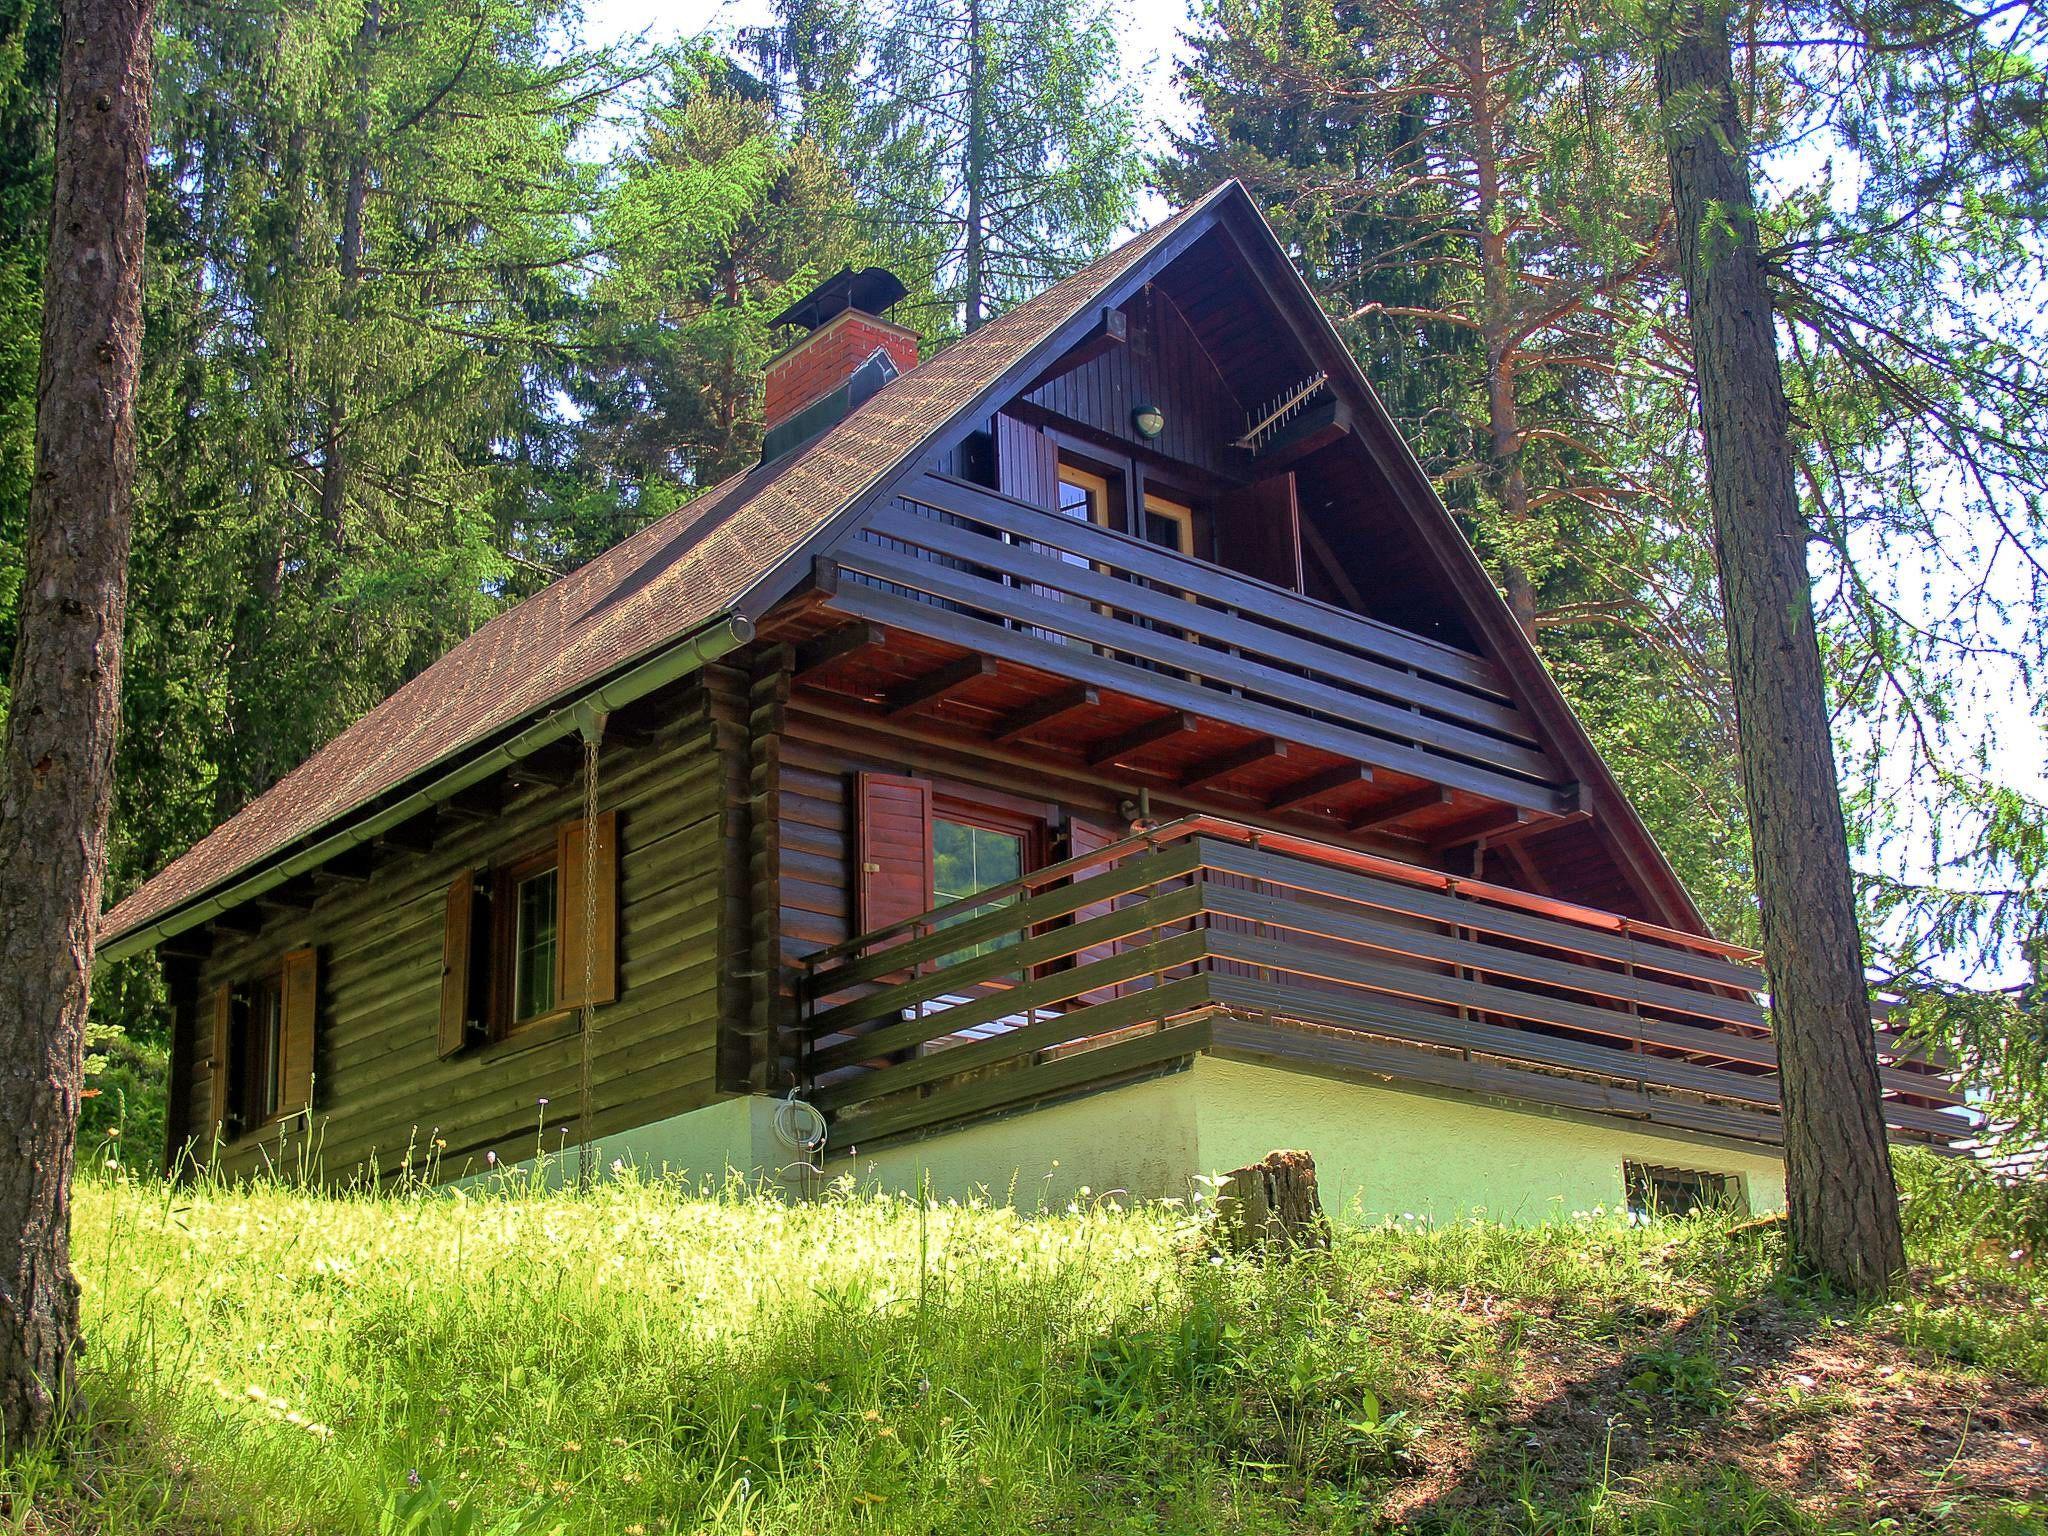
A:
99 185 1240 951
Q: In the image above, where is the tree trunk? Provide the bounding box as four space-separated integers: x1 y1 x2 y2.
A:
319 0 377 560
1467 28 1536 639
0 0 154 1448
1654 0 1904 1292
961 0 987 331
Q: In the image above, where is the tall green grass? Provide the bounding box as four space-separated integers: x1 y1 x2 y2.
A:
3 1149 2043 1534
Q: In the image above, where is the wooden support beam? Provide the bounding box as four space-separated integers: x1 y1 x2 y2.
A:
441 779 503 822
256 874 321 914
311 845 376 884
1267 762 1373 814
1019 306 1128 394
506 739 581 789
377 810 439 855
884 653 997 718
1087 710 1198 768
990 684 1098 745
1348 785 1452 835
1180 737 1288 792
795 620 885 681
1429 805 1535 852
211 906 264 937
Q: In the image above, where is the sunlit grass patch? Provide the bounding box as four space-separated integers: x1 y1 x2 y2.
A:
2 1150 2042 1534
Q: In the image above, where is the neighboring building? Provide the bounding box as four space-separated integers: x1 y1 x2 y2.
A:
100 184 1964 1221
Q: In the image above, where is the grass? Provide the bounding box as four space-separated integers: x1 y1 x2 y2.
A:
4 1150 2047 1534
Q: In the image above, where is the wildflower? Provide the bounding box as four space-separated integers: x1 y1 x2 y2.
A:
878 1426 896 1438
538 1097 550 1107
486 1151 498 1168
407 1470 422 1490
862 1408 880 1421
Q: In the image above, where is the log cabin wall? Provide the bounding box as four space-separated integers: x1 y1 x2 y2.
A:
174 679 735 1181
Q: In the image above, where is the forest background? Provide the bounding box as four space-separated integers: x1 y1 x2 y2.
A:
1 0 2040 1156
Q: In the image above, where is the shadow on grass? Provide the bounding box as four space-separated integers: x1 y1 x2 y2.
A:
1390 1283 1830 1532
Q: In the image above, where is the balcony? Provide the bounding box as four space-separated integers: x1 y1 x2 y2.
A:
800 472 1579 842
798 817 1965 1150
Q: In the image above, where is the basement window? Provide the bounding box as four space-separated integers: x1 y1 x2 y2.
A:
1623 1162 1746 1220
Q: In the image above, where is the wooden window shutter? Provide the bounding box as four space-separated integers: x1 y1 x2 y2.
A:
207 983 233 1136
557 809 620 1008
1066 817 1126 1004
994 412 1059 509
277 947 318 1116
856 772 933 941
439 869 477 1058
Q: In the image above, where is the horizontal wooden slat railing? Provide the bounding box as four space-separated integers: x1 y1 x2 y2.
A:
821 473 1582 815
797 816 1970 1149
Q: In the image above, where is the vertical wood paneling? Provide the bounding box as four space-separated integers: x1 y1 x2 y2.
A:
1025 287 1245 473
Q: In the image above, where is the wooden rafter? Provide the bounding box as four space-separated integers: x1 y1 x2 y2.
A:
990 684 1098 745
1087 710 1197 768
1180 737 1288 792
1349 785 1451 835
795 620 885 682
885 654 997 718
1267 763 1372 814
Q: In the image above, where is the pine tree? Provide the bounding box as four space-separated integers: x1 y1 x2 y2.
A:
751 0 1142 332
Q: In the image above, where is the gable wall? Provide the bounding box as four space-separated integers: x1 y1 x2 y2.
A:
1021 283 1246 475
172 681 740 1183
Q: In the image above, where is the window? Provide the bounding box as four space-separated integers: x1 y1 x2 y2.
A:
1140 492 1195 557
493 845 563 1036
512 862 560 1025
932 814 1028 965
1624 1162 1745 1220
1057 465 1111 530
238 972 285 1130
441 812 620 1056
208 947 317 1140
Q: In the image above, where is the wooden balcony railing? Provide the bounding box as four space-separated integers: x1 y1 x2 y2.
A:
798 817 1966 1150
820 471 1580 815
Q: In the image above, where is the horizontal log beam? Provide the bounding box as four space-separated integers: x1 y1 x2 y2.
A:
795 620 885 681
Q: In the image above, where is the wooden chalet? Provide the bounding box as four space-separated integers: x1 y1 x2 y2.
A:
102 183 1966 1219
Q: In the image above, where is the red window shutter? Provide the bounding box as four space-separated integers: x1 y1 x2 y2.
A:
439 869 477 1058
278 947 318 1116
557 809 620 1008
856 772 933 942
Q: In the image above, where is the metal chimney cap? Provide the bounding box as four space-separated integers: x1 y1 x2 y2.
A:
769 266 910 333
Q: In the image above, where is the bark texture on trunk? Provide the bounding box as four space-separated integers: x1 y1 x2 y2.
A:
0 0 154 1448
1655 0 1904 1292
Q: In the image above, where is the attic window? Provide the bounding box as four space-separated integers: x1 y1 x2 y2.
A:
1623 1162 1745 1220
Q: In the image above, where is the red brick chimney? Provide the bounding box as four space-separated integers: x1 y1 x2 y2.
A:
763 267 919 439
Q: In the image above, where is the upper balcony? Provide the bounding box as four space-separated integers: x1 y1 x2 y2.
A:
798 816 1966 1152
795 471 1580 848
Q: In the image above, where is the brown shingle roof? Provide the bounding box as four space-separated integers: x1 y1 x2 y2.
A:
101 185 1234 950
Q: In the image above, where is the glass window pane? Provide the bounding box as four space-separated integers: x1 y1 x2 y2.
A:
514 869 558 1022
932 818 1026 967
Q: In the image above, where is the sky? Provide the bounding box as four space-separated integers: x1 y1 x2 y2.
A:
586 0 2045 979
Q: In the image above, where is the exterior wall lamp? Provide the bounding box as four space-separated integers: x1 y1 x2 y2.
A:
1132 403 1165 440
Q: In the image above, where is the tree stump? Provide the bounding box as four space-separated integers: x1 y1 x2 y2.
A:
1213 1150 1330 1255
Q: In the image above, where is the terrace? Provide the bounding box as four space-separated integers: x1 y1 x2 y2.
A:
799 816 1965 1151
